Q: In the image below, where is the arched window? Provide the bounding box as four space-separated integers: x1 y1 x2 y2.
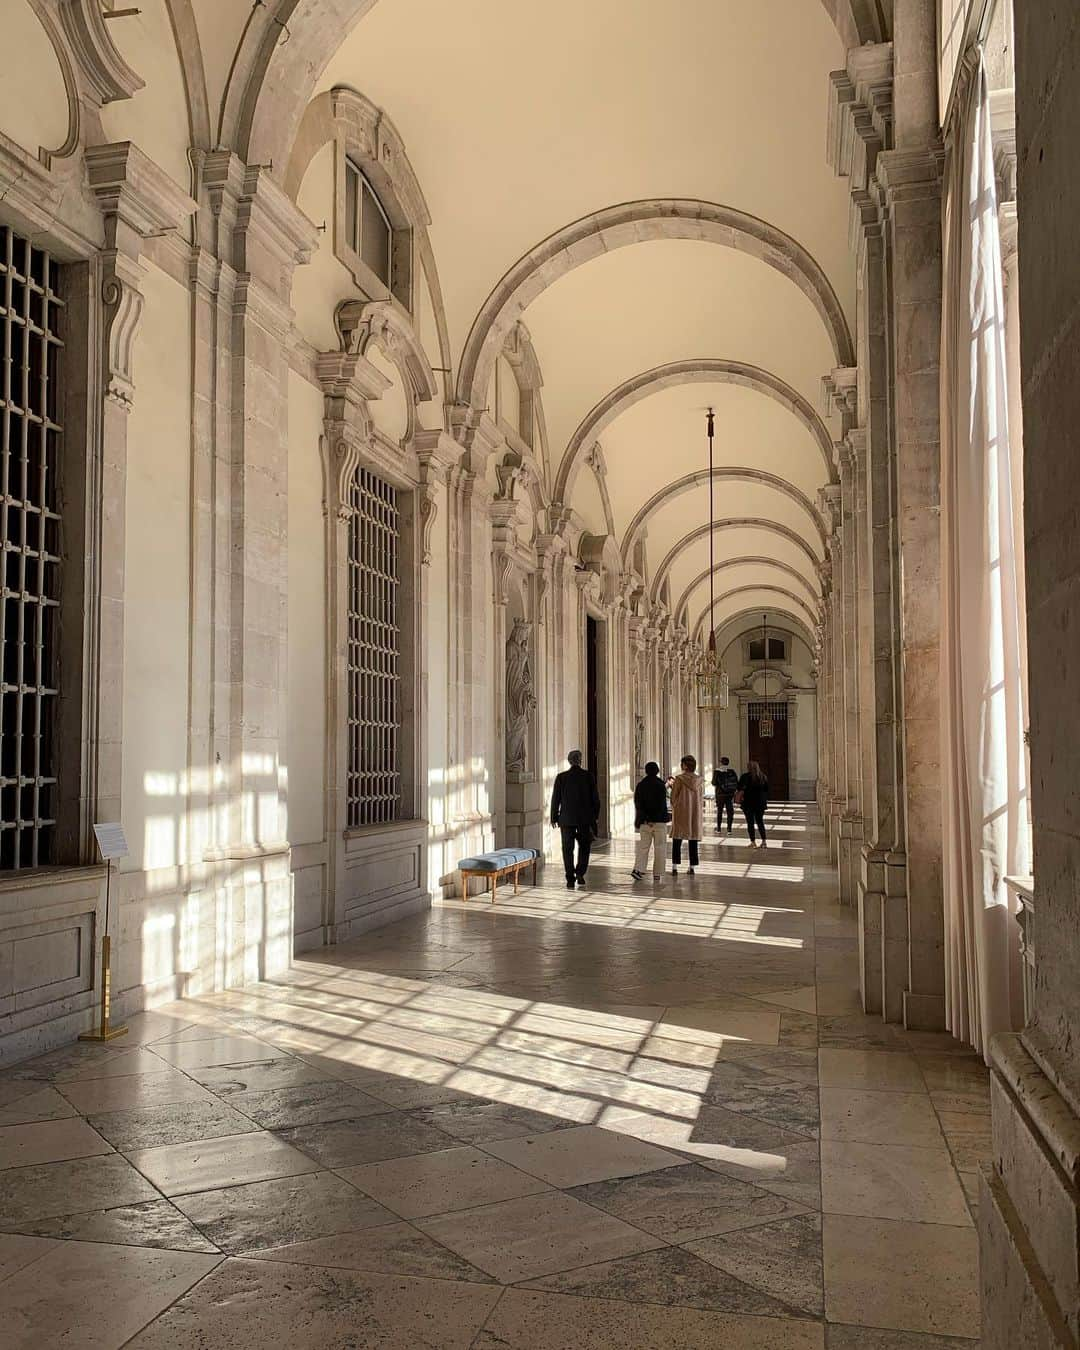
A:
344 160 391 288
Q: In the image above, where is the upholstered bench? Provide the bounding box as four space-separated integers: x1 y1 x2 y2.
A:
457 848 540 902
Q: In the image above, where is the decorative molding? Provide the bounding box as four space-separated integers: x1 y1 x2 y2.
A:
58 0 144 107
0 131 65 233
334 297 437 405
328 86 431 229
24 1 81 165
100 263 144 410
85 142 196 243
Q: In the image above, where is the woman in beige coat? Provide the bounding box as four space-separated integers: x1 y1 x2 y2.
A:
669 755 704 875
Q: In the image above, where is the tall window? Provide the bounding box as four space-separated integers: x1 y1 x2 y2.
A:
0 225 63 870
749 636 787 662
344 160 391 288
347 466 400 828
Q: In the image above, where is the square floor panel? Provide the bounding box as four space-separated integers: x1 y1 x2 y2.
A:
274 1111 455 1168
823 1213 979 1339
819 1088 945 1148
0 1240 220 1350
818 1050 926 1094
338 1144 550 1219
820 1140 972 1227
0 1117 113 1170
415 1189 662 1283
172 1170 397 1254
0 1153 159 1226
570 1160 809 1244
127 1131 319 1196
481 1124 684 1188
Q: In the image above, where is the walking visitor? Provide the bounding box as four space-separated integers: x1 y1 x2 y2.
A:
711 756 739 833
631 761 670 881
737 760 770 847
550 749 600 888
669 755 704 875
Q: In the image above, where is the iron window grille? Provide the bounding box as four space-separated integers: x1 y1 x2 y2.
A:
0 224 63 870
347 466 400 828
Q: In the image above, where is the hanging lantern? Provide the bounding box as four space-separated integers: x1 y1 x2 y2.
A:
756 612 773 733
696 408 729 710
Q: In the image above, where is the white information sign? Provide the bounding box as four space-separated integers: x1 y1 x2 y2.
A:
93 822 129 862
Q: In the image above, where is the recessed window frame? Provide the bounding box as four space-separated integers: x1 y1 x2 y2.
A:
335 148 414 314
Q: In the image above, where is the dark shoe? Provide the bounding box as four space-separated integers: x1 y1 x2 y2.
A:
566 880 576 889
576 876 587 887
671 867 679 875
630 869 644 881
688 868 696 876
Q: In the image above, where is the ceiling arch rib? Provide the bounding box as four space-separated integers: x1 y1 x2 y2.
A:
456 199 854 411
650 519 822 603
555 359 837 503
676 559 820 626
693 587 821 642
622 469 828 566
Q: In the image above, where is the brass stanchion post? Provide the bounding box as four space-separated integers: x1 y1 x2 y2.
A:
80 850 128 1043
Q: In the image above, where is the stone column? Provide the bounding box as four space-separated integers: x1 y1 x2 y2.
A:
196 153 318 984
837 441 865 904
980 13 1080 1346
877 0 946 1030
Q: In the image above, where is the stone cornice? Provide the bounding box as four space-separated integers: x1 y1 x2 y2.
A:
876 146 945 207
202 151 319 289
828 43 894 184
334 297 437 404
84 141 196 252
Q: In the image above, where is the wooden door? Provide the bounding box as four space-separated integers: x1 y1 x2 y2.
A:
748 705 790 799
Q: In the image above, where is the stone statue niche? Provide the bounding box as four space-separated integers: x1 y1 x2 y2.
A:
505 617 537 778
634 713 645 780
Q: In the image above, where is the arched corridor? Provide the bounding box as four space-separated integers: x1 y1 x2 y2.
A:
1 0 1078 1345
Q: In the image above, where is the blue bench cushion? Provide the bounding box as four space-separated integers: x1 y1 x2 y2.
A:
458 848 539 871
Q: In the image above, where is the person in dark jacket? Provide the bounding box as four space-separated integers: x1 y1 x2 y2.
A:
631 761 670 882
711 756 739 833
550 749 601 888
737 760 770 847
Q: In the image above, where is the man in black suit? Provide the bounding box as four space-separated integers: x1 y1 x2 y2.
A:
550 750 600 889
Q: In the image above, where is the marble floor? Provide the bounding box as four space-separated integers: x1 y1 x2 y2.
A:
0 804 988 1348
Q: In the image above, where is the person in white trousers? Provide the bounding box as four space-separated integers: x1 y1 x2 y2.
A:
631 761 670 881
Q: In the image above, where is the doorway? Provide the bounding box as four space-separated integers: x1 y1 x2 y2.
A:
585 615 608 837
748 701 790 799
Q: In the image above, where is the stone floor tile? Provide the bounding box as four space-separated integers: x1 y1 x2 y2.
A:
700 1136 822 1208
481 1123 683 1188
0 1116 113 1170
11 1198 219 1252
929 1089 990 1116
223 1079 393 1129
685 1212 824 1316
0 1153 159 1226
826 1326 978 1348
2 1043 137 1082
87 1098 257 1150
0 1239 220 1349
189 1056 334 1095
275 1110 455 1168
820 1140 972 1226
57 1072 216 1115
338 1144 549 1218
126 1256 500 1348
751 985 819 1015
409 1096 574 1144
518 1243 803 1317
0 1232 57 1281
660 1006 782 1044
358 1076 488 1110
475 1288 826 1349
150 1035 288 1072
569 1160 809 1244
249 1220 497 1281
127 1130 319 1196
116 1012 214 1046
172 1169 396 1253
415 1189 662 1282
822 1213 980 1339
0 1086 77 1127
702 1074 821 1138
717 1045 821 1085
914 1054 989 1095
820 1088 946 1147
9 1046 171 1083
818 1049 927 1093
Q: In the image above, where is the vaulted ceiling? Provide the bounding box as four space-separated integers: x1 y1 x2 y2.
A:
178 0 864 642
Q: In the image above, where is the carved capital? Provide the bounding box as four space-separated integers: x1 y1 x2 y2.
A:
85 142 196 259
418 482 438 566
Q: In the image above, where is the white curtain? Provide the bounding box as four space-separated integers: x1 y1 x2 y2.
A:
940 48 1030 1057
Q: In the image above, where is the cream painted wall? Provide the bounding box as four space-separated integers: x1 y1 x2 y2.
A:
190 0 252 138
286 370 327 847
367 346 409 442
2 4 69 159
101 0 194 192
573 470 608 538
294 142 352 353
495 354 519 435
120 262 192 874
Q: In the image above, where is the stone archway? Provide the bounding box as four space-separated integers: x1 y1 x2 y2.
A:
554 359 837 504
675 558 821 623
692 586 820 642
457 200 854 414
649 519 823 604
621 469 828 566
